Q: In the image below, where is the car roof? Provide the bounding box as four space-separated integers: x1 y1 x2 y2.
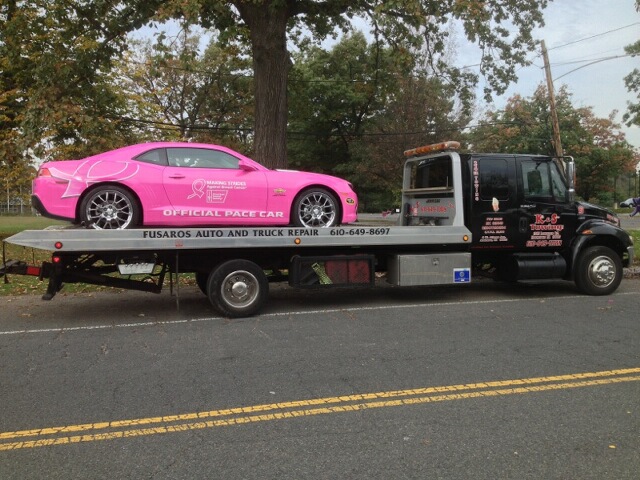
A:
98 142 251 159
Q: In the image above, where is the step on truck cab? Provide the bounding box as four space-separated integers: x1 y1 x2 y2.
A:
401 141 634 295
1 142 634 317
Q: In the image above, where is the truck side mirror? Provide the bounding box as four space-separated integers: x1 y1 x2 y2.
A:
566 160 576 203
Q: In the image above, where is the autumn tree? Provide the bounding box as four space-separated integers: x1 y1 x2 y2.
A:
172 0 548 169
3 0 550 172
116 26 254 150
623 39 640 127
466 85 637 203
288 32 469 210
0 0 165 207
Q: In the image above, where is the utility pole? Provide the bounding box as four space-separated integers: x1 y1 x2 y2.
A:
541 40 563 159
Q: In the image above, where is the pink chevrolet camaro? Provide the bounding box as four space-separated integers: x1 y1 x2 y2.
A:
32 142 358 229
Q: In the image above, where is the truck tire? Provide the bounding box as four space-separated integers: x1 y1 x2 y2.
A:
207 260 268 317
574 246 622 296
195 271 208 295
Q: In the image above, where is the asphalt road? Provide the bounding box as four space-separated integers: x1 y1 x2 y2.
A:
1 278 639 479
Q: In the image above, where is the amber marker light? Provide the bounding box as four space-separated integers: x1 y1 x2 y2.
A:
403 141 460 157
582 230 593 235
54 242 63 249
463 235 469 242
294 238 301 245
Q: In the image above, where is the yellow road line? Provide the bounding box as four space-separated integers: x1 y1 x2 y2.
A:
1 368 639 451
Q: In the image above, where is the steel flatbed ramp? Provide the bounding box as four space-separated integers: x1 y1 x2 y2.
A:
5 225 472 252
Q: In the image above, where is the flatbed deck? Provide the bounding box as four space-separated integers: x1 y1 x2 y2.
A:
5 224 472 252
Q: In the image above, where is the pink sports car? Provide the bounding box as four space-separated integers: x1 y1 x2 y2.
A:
32 142 358 229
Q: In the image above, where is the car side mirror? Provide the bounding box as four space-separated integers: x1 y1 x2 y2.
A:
238 160 257 172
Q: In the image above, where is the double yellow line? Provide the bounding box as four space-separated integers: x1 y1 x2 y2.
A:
2 367 639 451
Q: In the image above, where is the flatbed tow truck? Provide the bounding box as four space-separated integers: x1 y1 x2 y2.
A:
1 142 634 317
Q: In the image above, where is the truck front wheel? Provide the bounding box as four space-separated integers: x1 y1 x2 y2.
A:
207 260 268 317
574 246 622 296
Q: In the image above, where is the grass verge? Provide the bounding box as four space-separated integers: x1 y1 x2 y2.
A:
1 216 197 296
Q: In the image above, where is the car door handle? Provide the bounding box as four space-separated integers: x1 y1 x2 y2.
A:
168 174 185 179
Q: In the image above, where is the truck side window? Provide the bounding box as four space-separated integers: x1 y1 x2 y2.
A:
520 160 567 201
479 159 509 200
550 162 568 200
521 160 552 199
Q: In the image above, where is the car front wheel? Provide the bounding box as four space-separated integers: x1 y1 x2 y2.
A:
80 186 140 229
292 188 339 228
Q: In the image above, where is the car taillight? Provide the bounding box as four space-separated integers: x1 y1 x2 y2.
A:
38 167 51 177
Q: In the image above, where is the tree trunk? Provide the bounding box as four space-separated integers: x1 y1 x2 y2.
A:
235 2 290 169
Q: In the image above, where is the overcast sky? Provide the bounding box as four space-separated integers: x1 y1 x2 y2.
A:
461 0 639 149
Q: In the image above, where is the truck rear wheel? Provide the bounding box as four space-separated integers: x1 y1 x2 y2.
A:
574 246 622 296
207 260 268 317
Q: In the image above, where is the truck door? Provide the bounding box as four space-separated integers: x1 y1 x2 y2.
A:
515 157 575 251
470 156 519 250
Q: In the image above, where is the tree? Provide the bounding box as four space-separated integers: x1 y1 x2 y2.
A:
288 32 469 211
466 85 637 203
185 0 549 168
3 0 549 172
0 0 164 188
622 39 640 127
116 26 254 150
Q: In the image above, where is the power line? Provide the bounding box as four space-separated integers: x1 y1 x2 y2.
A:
113 114 532 138
554 54 634 81
547 22 640 51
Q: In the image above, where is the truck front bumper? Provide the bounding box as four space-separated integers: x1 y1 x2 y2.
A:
626 246 635 268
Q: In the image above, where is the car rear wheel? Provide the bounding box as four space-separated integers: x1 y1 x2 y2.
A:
80 186 140 229
292 188 339 228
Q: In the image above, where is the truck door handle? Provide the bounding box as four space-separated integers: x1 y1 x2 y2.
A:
519 217 528 233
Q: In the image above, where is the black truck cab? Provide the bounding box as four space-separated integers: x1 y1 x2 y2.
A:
401 142 634 295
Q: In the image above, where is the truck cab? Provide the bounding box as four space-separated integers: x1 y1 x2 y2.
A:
401 142 634 295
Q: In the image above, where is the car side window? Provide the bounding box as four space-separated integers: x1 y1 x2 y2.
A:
167 148 240 169
135 148 168 166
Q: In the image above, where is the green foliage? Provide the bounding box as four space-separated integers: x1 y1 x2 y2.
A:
465 85 638 204
115 26 254 151
288 32 469 211
623 40 640 127
1 0 550 174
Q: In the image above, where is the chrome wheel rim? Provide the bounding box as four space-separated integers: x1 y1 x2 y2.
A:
85 190 134 229
220 270 260 309
297 192 337 227
587 255 616 289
